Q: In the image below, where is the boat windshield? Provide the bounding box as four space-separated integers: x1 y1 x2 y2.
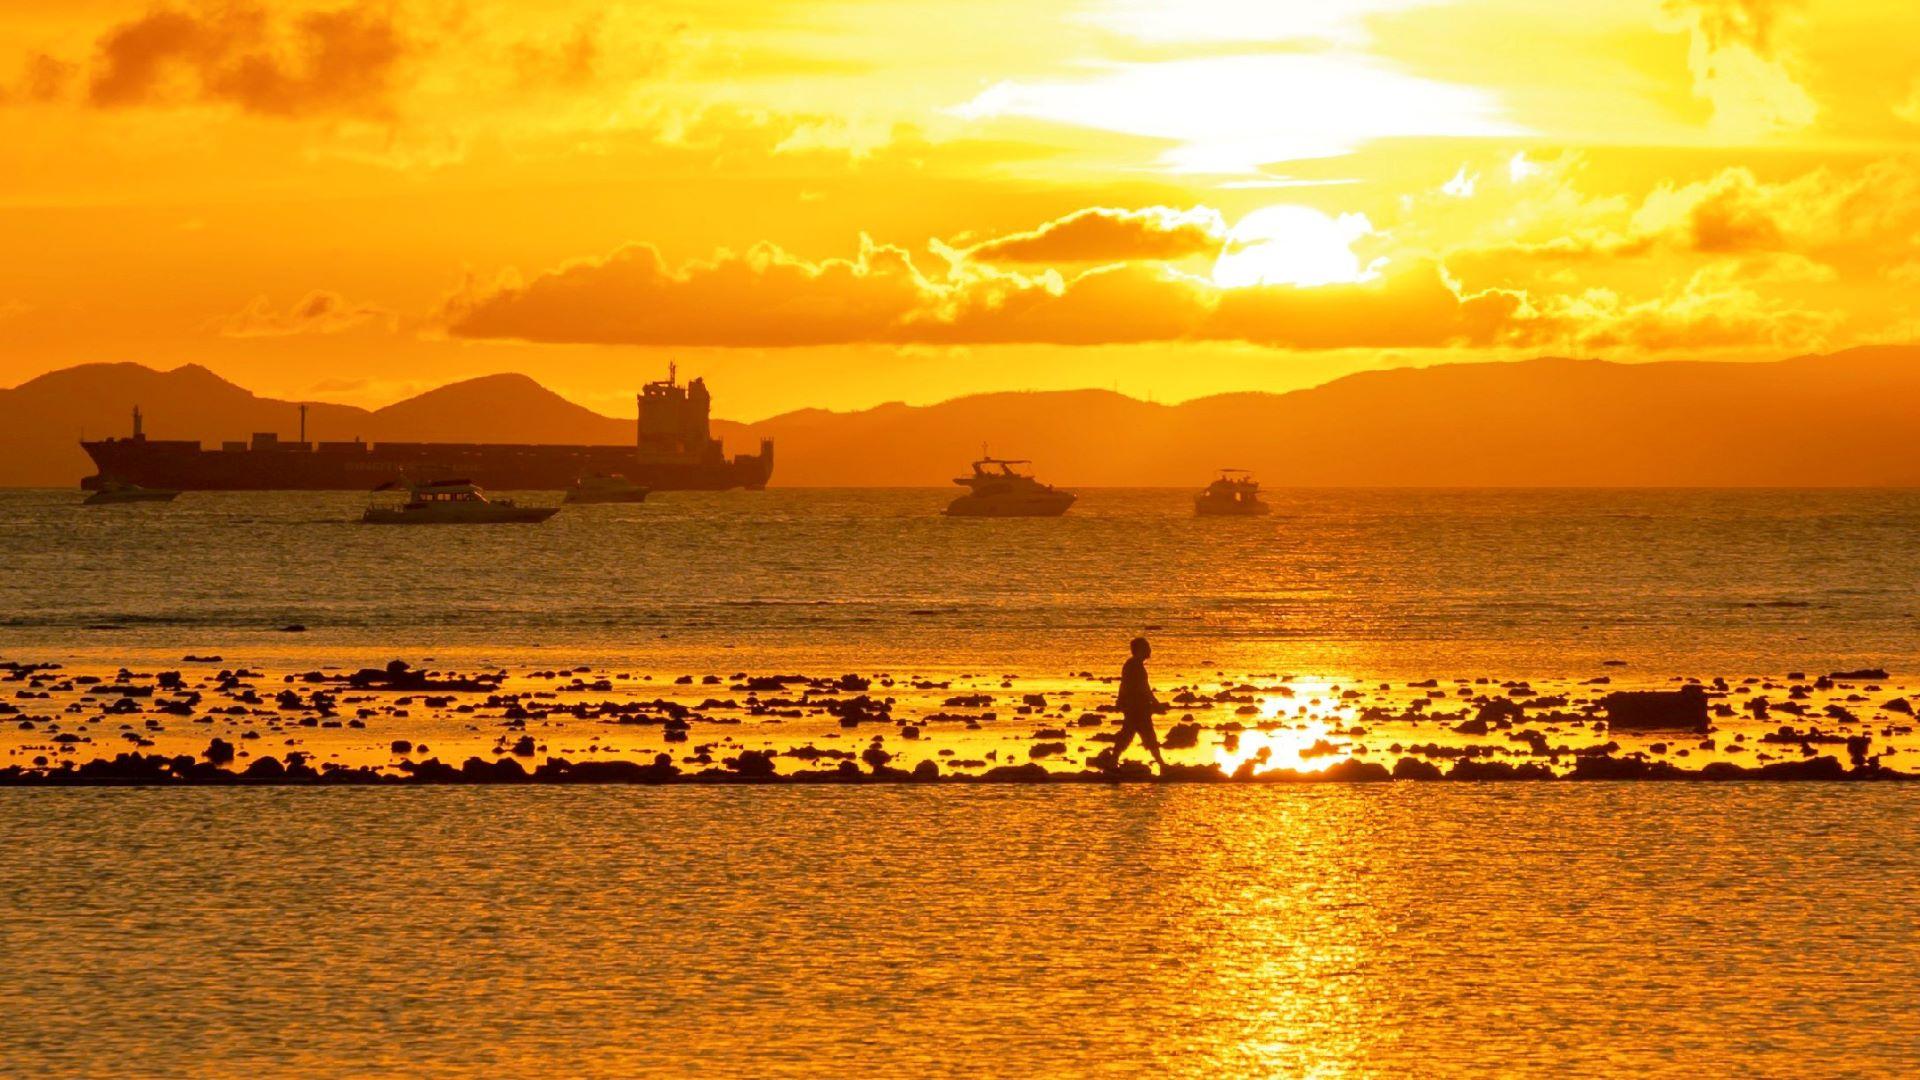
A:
974 459 1032 478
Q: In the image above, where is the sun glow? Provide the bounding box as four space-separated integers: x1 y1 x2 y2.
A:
955 53 1522 173
1213 718 1351 776
1081 0 1443 48
1211 206 1379 287
1211 680 1357 775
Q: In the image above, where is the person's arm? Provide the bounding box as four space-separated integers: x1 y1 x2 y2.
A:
1118 661 1145 709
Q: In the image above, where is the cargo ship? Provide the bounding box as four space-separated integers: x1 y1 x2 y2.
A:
80 367 772 492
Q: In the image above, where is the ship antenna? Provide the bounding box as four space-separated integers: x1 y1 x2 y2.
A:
299 403 307 446
669 360 677 386
132 404 143 440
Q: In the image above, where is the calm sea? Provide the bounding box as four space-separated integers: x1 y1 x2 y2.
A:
3 784 1917 1076
1 487 1915 678
5 489 1920 1075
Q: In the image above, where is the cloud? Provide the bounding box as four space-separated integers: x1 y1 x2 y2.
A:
441 234 1528 349
1530 264 1840 352
1379 152 1919 354
1660 0 1815 138
218 291 393 337
961 206 1228 265
2 53 76 104
510 15 608 90
443 239 939 348
1679 161 1917 250
1450 160 1920 264
1211 268 1523 349
917 262 1219 345
1631 166 1789 252
1895 77 1920 125
87 2 407 118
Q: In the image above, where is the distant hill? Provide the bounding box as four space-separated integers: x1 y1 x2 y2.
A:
5 348 1920 487
739 346 1920 486
348 372 634 445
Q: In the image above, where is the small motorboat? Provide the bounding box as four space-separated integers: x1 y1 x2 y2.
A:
564 474 651 504
944 456 1075 517
1194 469 1271 516
83 480 180 506
361 479 558 524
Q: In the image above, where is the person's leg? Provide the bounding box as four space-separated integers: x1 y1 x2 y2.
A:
1110 720 1136 765
1138 717 1165 766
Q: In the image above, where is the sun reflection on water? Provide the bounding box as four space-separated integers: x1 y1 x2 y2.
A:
1170 786 1386 1076
1210 679 1358 775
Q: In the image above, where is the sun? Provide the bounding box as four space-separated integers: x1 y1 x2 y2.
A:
1211 205 1379 287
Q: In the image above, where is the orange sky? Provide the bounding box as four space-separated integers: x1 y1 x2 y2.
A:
2 0 1917 419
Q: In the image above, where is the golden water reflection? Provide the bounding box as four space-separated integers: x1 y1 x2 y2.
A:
5 785 1917 1076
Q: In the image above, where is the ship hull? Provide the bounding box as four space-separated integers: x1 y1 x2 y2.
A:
83 488 180 505
81 440 773 492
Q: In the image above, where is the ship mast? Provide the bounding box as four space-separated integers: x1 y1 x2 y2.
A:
132 405 143 441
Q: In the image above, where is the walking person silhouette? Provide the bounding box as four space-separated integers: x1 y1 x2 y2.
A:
1111 636 1166 772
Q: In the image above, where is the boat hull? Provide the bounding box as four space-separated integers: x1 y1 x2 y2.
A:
944 492 1076 517
1194 497 1270 516
360 506 559 525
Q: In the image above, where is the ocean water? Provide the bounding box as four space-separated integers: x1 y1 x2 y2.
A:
1 487 1916 678
6 490 1920 1076
3 784 1917 1077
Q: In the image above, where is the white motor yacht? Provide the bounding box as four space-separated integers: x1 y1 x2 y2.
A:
944 457 1075 517
1194 469 1271 516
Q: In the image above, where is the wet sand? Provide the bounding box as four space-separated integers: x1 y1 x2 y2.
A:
4 655 1914 785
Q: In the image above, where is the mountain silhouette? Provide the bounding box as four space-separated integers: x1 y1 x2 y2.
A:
353 373 631 445
738 346 1920 486
4 348 1919 487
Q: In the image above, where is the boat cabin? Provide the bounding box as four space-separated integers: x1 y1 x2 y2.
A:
405 480 490 505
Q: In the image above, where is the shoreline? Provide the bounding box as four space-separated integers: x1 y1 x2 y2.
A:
6 652 1916 787
3 751 1908 786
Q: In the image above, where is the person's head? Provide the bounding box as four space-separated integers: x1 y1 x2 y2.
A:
1130 636 1151 661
